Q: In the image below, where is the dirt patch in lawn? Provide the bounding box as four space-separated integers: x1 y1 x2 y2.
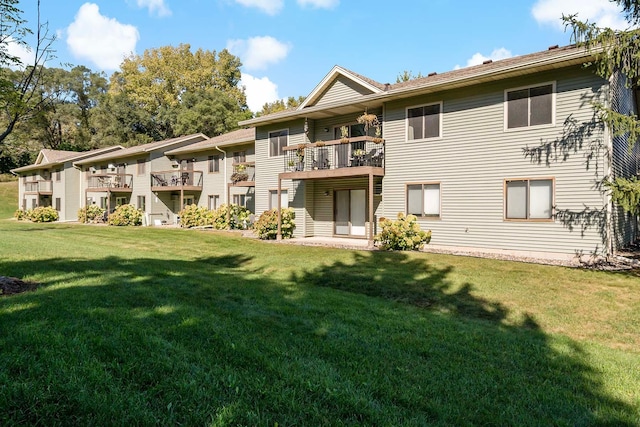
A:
0 276 39 296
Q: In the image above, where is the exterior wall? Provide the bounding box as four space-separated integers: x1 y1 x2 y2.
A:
610 71 640 249
314 76 375 107
382 66 609 257
255 120 307 220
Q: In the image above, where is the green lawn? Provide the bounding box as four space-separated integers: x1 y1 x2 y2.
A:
0 182 639 425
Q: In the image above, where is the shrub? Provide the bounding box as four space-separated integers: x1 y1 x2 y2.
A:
14 209 30 221
211 204 253 230
254 208 295 240
179 204 213 228
29 206 59 223
374 212 431 251
107 204 142 226
78 205 106 223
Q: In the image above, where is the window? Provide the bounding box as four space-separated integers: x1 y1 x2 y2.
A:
115 196 128 206
233 194 246 207
100 197 107 209
208 195 220 210
31 199 36 209
183 195 195 207
137 159 146 175
208 155 220 173
407 102 442 140
137 195 146 211
333 123 365 140
233 151 246 164
505 178 553 220
506 83 554 129
269 189 288 209
269 129 288 157
406 183 441 218
55 198 61 211
55 169 61 181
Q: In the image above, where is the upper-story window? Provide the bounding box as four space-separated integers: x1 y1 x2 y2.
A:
333 123 365 140
208 155 220 173
137 159 146 175
505 83 554 129
233 151 246 164
407 102 442 140
269 129 288 157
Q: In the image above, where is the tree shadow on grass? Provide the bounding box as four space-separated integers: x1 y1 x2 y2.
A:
0 250 637 426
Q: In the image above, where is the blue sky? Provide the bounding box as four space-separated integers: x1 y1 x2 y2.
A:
14 0 630 112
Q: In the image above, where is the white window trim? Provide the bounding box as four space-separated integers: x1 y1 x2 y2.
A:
269 128 289 157
503 81 556 132
405 181 442 219
503 177 555 221
405 101 443 142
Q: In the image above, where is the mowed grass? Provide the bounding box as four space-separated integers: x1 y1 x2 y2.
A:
0 183 639 425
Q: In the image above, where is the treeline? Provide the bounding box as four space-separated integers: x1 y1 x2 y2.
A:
0 44 254 173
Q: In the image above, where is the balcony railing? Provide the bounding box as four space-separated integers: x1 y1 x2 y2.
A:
231 162 256 185
87 174 133 191
24 180 52 193
150 170 203 190
283 137 384 173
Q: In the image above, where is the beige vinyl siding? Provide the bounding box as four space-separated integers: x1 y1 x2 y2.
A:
255 120 306 217
314 76 375 107
383 66 609 256
610 71 640 248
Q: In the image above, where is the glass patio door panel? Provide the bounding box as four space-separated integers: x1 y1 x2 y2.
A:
334 189 366 236
350 189 366 236
335 190 350 235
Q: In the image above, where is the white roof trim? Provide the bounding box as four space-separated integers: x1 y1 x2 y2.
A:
298 65 384 109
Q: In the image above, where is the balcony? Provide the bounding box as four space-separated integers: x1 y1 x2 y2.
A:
230 162 255 187
24 180 52 195
86 174 133 192
151 170 203 192
281 136 384 179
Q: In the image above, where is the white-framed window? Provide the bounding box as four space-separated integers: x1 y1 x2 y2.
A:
208 195 220 210
137 195 146 211
208 155 220 173
406 183 441 218
100 197 107 209
505 82 555 130
333 123 366 140
55 169 61 181
269 129 288 157
137 159 146 175
55 198 61 211
269 189 288 210
232 194 246 207
183 195 195 207
505 178 554 220
115 196 128 206
407 102 442 141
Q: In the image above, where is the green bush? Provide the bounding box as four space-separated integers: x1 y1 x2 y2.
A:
29 206 59 223
14 209 30 221
374 212 431 251
211 204 253 230
179 204 213 228
254 208 295 240
107 204 142 226
78 205 106 223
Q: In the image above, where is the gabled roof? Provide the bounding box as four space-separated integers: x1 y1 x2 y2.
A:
11 146 124 174
297 65 386 109
240 44 597 127
165 128 255 155
74 133 209 165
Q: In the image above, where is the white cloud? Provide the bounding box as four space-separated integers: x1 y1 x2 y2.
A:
532 0 628 30
454 48 513 70
241 73 279 112
4 37 35 69
136 0 172 17
234 0 283 15
297 0 339 9
227 36 291 71
66 3 139 70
